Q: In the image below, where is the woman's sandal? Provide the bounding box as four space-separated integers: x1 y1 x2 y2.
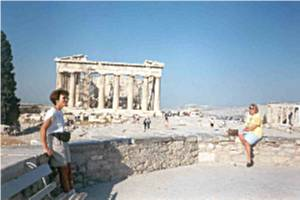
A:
246 160 254 167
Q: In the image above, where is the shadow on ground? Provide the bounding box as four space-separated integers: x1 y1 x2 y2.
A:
82 179 120 200
72 140 134 200
21 123 41 135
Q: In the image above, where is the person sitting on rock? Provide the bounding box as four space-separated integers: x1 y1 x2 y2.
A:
238 103 263 167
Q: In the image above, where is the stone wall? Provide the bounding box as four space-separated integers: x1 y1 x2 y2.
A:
2 134 300 199
70 136 198 188
70 134 300 188
197 134 300 166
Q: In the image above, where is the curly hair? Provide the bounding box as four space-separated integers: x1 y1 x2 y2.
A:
49 89 69 105
249 103 259 113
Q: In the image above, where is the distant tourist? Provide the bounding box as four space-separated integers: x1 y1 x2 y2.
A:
164 113 169 128
288 112 293 133
143 118 147 131
238 103 263 167
40 89 87 199
209 117 215 128
133 114 140 123
143 117 151 132
147 117 151 129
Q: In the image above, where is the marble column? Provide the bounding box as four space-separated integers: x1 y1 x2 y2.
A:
296 107 300 126
276 107 280 124
97 74 105 109
75 84 80 107
61 73 68 91
279 107 282 124
127 75 134 110
69 72 76 107
292 107 295 125
141 76 149 111
267 106 272 124
287 107 292 125
82 73 90 109
154 77 161 112
56 72 62 89
113 75 120 110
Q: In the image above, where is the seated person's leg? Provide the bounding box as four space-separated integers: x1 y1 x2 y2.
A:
238 132 246 145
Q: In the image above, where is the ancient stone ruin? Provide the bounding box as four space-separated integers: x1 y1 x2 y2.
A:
266 103 300 129
55 55 164 116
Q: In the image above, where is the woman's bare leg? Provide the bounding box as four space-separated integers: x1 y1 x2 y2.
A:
58 166 71 193
244 142 252 163
67 163 74 189
238 133 252 163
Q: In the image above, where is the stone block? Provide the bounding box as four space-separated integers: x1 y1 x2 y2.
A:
74 183 83 189
282 148 296 154
213 144 222 151
273 156 291 164
198 152 215 162
280 143 296 148
10 193 24 200
206 143 215 151
185 136 198 142
198 143 206 151
228 151 242 155
188 144 198 152
87 180 96 186
91 155 104 160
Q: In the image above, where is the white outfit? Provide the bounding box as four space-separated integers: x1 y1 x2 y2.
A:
44 107 71 167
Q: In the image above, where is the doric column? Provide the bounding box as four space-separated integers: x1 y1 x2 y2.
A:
127 75 134 110
82 73 89 109
287 107 291 125
276 107 280 124
292 107 297 126
267 106 272 124
280 107 285 124
113 75 120 110
141 76 149 111
75 84 80 107
62 73 68 90
296 107 300 126
69 72 76 107
154 77 161 112
56 72 62 89
97 74 105 109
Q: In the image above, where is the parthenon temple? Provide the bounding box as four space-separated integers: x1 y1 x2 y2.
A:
55 55 164 115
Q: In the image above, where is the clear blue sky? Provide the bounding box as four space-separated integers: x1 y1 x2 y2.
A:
2 1 300 108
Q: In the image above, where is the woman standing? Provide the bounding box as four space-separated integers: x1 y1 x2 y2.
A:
40 89 86 199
